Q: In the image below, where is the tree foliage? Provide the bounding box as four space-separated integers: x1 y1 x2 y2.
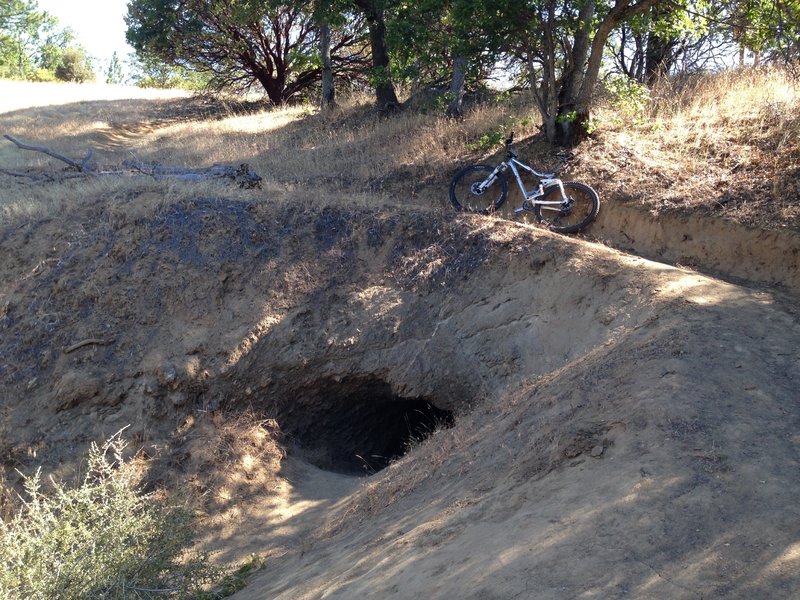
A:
0 0 94 82
730 0 800 63
54 46 94 82
126 51 210 89
0 0 48 78
120 0 800 141
105 50 124 84
125 0 368 105
484 0 663 144
2 0 799 131
609 1 720 83
387 0 496 89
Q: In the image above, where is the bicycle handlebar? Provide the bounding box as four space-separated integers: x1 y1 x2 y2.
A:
504 132 574 170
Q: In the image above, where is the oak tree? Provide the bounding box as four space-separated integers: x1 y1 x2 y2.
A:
125 0 366 105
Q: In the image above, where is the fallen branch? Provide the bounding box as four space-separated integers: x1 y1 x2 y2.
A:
64 338 115 354
0 168 90 182
1 135 262 188
4 134 93 172
121 159 263 187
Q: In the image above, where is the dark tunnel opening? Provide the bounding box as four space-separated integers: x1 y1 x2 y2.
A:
278 377 455 474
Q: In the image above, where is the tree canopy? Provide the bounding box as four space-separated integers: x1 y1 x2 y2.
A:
3 0 798 144
0 0 94 81
125 0 368 105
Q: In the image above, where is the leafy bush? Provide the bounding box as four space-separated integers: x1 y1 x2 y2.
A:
467 128 506 152
0 434 220 599
603 74 650 123
55 47 95 83
30 68 56 82
465 110 535 152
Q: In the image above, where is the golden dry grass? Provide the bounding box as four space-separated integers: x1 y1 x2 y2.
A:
0 68 798 230
585 67 800 229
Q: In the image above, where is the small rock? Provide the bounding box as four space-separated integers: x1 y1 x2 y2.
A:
156 364 179 389
590 444 605 458
55 371 101 411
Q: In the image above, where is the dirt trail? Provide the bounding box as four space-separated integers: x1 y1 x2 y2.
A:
591 199 800 295
226 231 800 600
2 187 798 598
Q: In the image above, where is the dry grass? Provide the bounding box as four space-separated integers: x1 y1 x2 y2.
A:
172 411 286 513
0 84 543 221
586 67 800 229
0 68 798 230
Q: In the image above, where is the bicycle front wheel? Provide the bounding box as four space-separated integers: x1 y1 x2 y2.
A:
449 164 508 214
534 181 599 234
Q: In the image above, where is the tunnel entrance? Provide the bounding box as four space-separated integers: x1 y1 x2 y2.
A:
278 376 454 474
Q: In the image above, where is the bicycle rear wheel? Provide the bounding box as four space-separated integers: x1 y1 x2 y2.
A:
534 181 599 234
449 164 508 214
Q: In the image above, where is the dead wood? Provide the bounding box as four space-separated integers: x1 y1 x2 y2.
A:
64 338 115 354
121 159 263 188
1 135 262 188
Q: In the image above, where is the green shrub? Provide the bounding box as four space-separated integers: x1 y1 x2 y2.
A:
54 47 95 83
603 74 650 124
467 128 506 152
0 434 220 599
30 68 56 82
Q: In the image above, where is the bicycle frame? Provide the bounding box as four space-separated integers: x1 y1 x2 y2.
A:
481 158 569 214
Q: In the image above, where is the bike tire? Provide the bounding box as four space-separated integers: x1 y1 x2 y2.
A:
449 164 508 214
534 181 599 234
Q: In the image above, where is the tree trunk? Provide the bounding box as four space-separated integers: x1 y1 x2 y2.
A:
530 2 559 142
354 0 399 112
319 21 336 109
553 0 661 146
554 103 590 147
250 59 286 106
446 55 467 118
644 4 676 85
644 32 674 85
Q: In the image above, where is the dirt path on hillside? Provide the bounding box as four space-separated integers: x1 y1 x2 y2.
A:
590 199 800 295
1 194 798 599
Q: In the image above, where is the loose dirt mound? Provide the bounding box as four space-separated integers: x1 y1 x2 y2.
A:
1 192 798 598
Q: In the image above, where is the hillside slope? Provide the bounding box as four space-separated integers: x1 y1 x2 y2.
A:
1 195 798 599
0 77 799 599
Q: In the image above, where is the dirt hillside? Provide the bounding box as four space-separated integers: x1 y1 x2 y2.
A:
1 83 799 599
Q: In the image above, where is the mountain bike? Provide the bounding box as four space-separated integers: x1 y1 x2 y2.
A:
449 133 600 234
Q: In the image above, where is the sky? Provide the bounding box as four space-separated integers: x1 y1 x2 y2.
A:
36 0 133 71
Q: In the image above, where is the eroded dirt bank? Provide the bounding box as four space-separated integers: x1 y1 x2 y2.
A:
591 199 800 294
1 195 799 599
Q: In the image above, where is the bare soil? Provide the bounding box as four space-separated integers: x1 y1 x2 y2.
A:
1 90 799 599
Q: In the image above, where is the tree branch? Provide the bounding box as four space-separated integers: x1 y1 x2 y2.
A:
1 136 262 188
3 134 93 172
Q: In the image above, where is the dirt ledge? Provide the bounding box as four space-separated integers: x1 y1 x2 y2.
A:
588 198 800 295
